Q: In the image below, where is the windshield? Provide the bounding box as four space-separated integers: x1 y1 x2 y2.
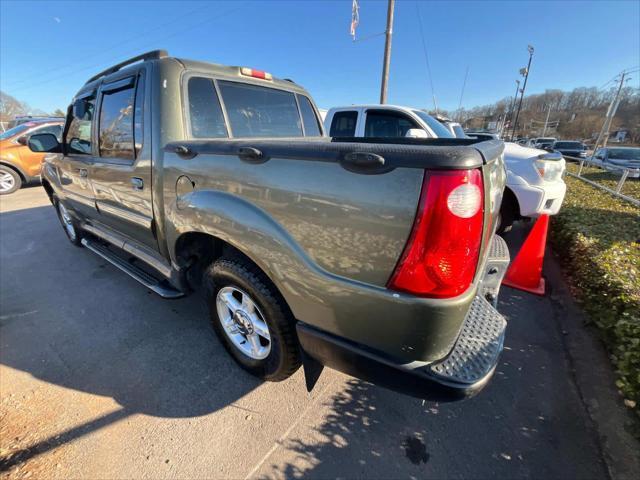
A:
411 110 454 138
554 142 583 149
609 148 640 160
0 124 30 140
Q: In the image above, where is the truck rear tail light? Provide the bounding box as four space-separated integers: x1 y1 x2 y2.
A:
240 67 273 81
388 169 484 298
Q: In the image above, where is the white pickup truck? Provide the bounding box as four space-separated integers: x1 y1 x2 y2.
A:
324 105 566 232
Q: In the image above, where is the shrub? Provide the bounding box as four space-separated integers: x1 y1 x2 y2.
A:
551 174 640 415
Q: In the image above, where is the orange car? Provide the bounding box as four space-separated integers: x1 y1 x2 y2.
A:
0 119 64 194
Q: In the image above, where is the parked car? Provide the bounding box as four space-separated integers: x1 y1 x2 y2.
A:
30 51 509 401
465 131 499 141
532 137 556 149
465 133 566 231
0 119 64 194
7 115 64 129
593 146 640 178
324 106 566 234
434 115 467 138
552 140 587 159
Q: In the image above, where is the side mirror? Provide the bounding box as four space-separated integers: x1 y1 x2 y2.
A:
28 133 61 153
16 136 28 146
405 128 428 139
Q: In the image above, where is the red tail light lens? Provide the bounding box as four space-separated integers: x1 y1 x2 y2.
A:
388 169 484 298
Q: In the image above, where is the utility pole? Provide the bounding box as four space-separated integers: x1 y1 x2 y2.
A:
541 103 552 137
511 45 534 140
590 71 628 160
379 0 395 104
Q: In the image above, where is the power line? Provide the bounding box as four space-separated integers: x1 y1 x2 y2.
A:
415 2 437 112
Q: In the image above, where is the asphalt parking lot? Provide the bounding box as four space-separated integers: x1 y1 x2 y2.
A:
0 187 635 479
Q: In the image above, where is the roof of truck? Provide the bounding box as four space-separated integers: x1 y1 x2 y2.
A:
329 104 425 111
79 50 309 96
173 57 308 94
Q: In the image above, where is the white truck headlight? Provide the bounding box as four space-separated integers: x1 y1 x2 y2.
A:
535 153 565 182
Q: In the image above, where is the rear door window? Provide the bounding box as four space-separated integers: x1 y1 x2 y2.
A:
297 95 322 137
187 77 228 138
329 111 358 137
218 81 302 138
98 78 136 160
364 110 419 137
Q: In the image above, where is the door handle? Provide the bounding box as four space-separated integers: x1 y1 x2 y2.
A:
131 177 144 190
78 168 88 178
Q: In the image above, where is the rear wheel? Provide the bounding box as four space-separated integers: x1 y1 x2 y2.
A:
204 256 301 381
54 198 83 246
0 166 21 195
497 190 518 234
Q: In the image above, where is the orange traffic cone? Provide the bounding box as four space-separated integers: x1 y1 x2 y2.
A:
502 214 549 295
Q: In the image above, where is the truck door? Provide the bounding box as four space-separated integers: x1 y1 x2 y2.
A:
327 110 359 137
89 69 157 250
362 109 421 138
60 92 98 218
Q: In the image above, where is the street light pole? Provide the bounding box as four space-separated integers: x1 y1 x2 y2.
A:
511 45 534 140
379 0 395 104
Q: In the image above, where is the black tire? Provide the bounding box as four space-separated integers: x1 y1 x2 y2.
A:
0 166 22 195
204 256 301 381
497 191 518 235
53 196 83 247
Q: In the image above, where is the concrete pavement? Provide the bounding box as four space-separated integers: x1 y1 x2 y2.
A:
0 187 634 479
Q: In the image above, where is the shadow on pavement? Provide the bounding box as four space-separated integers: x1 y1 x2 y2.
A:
0 205 262 470
258 286 609 478
0 200 611 479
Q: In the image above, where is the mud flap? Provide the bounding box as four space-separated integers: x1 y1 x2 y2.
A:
301 349 324 392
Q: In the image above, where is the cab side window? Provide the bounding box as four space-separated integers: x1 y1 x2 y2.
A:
187 77 228 138
65 95 95 155
99 80 136 160
297 95 322 137
329 111 357 137
364 111 418 137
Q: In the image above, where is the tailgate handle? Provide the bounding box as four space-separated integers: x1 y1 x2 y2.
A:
341 152 390 174
238 147 266 163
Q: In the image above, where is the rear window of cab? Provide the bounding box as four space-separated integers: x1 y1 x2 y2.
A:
187 76 322 139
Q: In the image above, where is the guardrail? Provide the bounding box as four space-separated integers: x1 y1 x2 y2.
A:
564 155 640 208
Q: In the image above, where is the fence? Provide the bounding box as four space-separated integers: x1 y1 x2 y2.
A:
564 156 640 207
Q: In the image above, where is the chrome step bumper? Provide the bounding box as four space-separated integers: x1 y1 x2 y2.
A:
428 295 506 385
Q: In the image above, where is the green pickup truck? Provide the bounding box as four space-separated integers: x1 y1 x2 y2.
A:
29 50 509 401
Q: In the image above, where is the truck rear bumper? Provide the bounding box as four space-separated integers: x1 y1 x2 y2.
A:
298 294 506 401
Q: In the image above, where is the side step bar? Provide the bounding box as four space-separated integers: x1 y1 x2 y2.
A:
81 238 184 299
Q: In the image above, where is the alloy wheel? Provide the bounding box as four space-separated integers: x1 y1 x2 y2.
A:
216 286 271 360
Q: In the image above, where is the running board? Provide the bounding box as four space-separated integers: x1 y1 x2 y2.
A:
81 238 184 299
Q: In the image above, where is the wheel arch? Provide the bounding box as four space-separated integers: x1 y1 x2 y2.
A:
0 161 26 182
502 186 521 218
